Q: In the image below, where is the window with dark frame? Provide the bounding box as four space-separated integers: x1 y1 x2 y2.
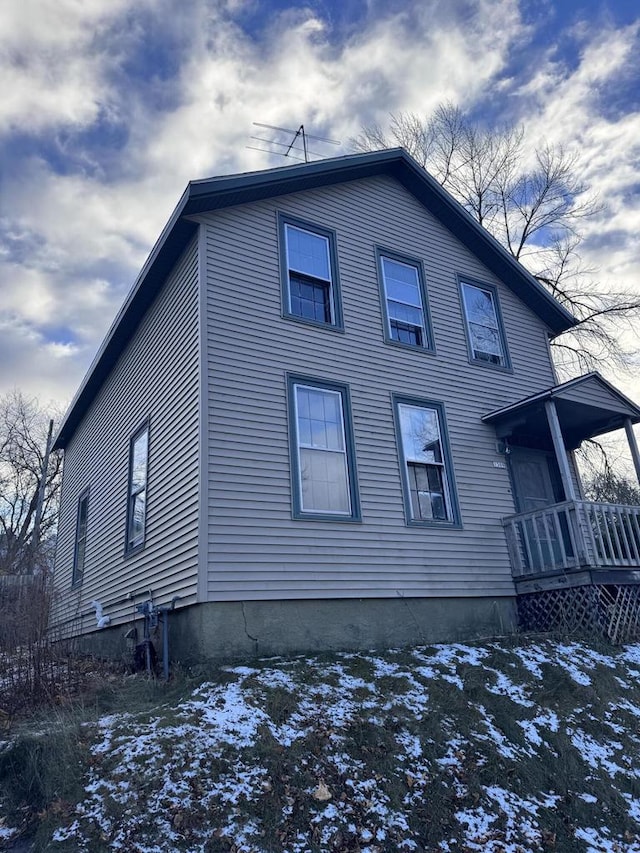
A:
280 217 341 328
379 254 431 349
395 400 458 525
72 489 89 586
288 376 360 521
460 281 508 366
126 424 149 552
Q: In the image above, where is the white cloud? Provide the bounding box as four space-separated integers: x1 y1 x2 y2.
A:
0 0 639 413
499 20 640 399
0 316 82 406
0 0 140 134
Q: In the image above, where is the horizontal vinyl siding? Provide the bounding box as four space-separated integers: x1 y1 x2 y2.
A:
203 176 558 601
560 383 635 414
52 237 200 631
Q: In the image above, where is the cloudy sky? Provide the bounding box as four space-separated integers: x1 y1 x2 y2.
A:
1 0 639 414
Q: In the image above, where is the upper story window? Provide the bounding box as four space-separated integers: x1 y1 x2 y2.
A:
377 250 434 351
287 375 360 521
460 280 510 368
278 214 343 330
394 397 460 527
72 488 89 586
126 422 149 553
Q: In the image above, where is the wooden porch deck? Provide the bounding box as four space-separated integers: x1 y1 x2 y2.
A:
503 501 640 642
503 500 640 591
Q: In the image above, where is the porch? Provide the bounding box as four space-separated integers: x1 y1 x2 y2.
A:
503 499 640 590
483 372 640 641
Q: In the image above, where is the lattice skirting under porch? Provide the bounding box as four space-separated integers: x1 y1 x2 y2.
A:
518 584 640 644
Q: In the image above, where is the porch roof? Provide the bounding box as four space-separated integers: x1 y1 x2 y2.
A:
482 372 640 450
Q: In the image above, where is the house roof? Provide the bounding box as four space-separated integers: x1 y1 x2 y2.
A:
53 147 578 450
482 372 640 450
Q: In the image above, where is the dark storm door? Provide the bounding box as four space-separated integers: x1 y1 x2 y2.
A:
509 449 568 571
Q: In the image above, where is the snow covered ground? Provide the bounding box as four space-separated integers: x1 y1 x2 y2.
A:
3 638 640 852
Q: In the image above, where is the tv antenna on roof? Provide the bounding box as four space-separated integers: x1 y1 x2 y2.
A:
248 122 341 163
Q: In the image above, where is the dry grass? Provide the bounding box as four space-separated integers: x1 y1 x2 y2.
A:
2 637 640 851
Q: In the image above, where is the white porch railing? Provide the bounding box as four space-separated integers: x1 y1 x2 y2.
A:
503 500 640 578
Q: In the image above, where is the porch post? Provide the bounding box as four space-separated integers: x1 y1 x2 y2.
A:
544 398 576 501
624 418 640 487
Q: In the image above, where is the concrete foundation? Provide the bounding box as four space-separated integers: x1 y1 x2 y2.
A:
77 595 518 665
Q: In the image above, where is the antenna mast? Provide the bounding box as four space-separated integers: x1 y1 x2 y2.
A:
249 122 340 163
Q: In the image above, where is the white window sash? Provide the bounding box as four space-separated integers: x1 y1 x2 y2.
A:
381 257 426 340
398 403 452 522
294 384 351 515
462 283 505 362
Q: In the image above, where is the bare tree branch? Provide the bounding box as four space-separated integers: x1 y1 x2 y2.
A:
0 391 63 575
351 104 638 376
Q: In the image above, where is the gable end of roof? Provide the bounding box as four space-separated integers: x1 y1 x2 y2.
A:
53 148 577 450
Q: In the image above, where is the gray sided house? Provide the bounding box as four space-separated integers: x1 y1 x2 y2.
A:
52 149 640 661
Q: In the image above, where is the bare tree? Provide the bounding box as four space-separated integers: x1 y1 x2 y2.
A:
0 391 62 575
352 104 640 375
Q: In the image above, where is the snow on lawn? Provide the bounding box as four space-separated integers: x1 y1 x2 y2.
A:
8 639 640 851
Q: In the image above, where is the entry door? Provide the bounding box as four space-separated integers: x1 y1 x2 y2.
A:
509 449 564 570
510 450 557 513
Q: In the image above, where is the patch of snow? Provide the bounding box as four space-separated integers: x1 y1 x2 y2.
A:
615 698 640 718
512 644 550 678
485 668 534 707
518 718 543 747
225 665 259 676
552 645 593 685
370 657 403 677
472 704 525 760
621 645 640 667
436 738 466 769
578 793 598 803
518 709 560 748
575 825 626 852
0 821 17 841
395 729 422 759
455 804 497 845
569 729 627 777
623 793 640 823
255 667 298 691
179 682 268 748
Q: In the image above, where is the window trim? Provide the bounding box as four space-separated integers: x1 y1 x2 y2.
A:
71 487 90 587
287 374 361 522
125 419 150 556
376 247 435 353
392 394 461 528
278 213 344 331
457 275 511 371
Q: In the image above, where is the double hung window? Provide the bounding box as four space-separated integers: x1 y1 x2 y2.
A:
460 280 509 367
72 489 89 586
279 215 342 329
378 252 433 350
394 398 459 525
126 423 149 552
288 376 360 521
